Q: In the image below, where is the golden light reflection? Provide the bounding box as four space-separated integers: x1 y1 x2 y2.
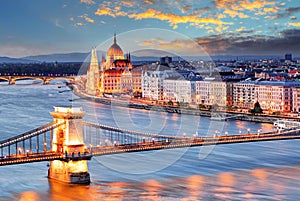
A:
213 172 236 200
251 168 267 187
171 113 179 121
219 172 235 187
184 175 205 200
19 191 40 201
104 182 128 201
141 179 162 201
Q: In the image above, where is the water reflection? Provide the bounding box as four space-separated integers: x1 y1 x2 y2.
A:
8 165 300 200
140 179 162 201
19 191 40 201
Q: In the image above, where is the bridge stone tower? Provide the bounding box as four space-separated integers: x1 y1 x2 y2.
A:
48 106 90 184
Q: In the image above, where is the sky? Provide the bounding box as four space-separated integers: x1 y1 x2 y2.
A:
0 0 300 58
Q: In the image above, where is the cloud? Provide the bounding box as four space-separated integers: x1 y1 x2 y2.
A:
144 0 155 4
80 0 95 5
195 29 300 55
240 0 275 11
95 7 116 17
288 22 300 27
79 14 94 23
75 22 84 27
214 0 278 20
193 7 212 14
236 27 245 32
121 0 136 7
274 6 300 19
138 37 206 56
54 19 64 28
128 8 232 27
223 9 249 18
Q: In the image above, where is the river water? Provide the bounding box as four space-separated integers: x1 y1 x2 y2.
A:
0 83 300 200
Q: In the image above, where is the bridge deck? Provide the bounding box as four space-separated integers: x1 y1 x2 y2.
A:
1 120 300 166
90 129 300 156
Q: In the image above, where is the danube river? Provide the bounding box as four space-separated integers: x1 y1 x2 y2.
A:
0 83 300 200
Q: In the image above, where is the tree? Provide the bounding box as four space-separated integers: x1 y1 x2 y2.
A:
250 101 263 115
168 100 173 106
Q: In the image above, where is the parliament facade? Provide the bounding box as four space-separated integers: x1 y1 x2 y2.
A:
85 33 142 95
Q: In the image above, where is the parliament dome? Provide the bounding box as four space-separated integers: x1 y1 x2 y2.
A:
106 33 124 60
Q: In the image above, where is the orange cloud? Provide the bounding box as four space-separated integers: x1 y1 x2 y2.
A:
128 9 232 27
144 0 155 4
215 0 277 20
240 0 275 11
80 0 95 5
288 22 300 27
95 7 116 17
236 26 245 32
79 14 94 23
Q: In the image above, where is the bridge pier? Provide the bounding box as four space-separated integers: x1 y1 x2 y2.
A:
48 107 90 184
8 77 15 85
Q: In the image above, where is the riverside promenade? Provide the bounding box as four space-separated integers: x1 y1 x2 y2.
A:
71 84 298 124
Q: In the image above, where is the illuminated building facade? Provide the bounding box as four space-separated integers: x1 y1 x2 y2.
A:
85 33 141 95
256 81 300 112
233 81 256 108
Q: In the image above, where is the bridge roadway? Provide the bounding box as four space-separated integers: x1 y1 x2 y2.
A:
90 127 300 156
1 126 300 166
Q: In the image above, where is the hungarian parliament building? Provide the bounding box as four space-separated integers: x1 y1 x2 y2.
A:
85 33 142 95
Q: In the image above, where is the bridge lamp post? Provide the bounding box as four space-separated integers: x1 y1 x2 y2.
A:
90 144 93 154
214 130 219 138
44 142 47 152
257 129 261 136
18 148 22 156
247 128 250 134
26 150 29 157
225 131 228 136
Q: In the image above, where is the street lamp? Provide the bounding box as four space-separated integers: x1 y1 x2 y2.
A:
225 131 228 136
247 128 250 134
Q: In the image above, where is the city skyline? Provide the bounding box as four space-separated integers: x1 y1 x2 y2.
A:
1 0 300 58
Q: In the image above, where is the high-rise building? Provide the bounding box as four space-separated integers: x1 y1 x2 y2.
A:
160 56 172 66
285 53 292 61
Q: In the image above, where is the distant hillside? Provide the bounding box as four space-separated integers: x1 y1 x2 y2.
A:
0 56 36 64
1 52 292 64
22 52 91 63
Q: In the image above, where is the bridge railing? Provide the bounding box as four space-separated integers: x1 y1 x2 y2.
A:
0 122 64 148
0 121 65 159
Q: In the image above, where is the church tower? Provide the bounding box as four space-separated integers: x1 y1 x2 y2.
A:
85 48 100 95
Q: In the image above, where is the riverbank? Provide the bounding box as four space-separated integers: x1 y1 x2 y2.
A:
71 85 299 124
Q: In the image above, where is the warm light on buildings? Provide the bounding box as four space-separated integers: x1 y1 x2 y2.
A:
85 33 141 95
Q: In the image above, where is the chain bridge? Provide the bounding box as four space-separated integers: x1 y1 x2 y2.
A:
1 106 300 184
